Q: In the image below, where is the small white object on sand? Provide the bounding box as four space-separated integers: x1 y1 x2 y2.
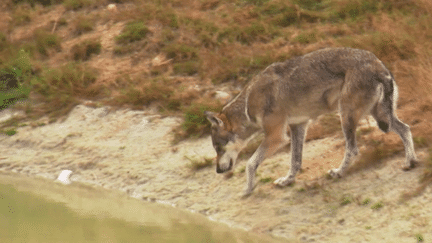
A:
56 170 73 184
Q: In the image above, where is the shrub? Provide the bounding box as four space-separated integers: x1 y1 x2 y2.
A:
243 0 269 6
115 21 149 44
173 61 200 76
272 9 299 27
12 0 64 6
3 129 17 136
173 100 223 143
332 0 379 20
218 22 274 45
73 16 94 35
292 0 327 11
63 0 90 10
0 32 7 50
30 63 98 115
293 31 318 44
163 44 198 61
0 49 32 110
113 77 174 108
70 39 101 61
34 29 61 56
185 156 213 171
12 3 32 26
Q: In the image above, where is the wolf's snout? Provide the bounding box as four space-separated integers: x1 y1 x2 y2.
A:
216 166 224 174
216 159 233 173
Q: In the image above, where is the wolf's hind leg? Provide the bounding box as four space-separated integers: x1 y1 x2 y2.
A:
274 122 308 187
371 96 418 170
390 116 418 170
328 111 360 178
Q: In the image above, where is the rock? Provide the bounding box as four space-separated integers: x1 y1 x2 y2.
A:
56 170 73 185
107 4 117 12
214 91 231 104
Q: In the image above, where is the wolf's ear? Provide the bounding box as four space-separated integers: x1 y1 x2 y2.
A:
205 111 224 127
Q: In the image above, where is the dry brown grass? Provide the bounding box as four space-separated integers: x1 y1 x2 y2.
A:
400 148 432 201
2 0 432 144
346 140 400 176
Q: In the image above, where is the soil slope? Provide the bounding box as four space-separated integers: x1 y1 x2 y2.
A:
1 105 431 242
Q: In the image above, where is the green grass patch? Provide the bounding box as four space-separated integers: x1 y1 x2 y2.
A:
259 176 273 184
330 0 379 20
413 136 429 148
218 21 277 45
415 233 424 242
30 62 99 116
2 128 17 136
115 21 149 44
63 0 91 10
0 49 32 110
12 0 64 7
173 61 201 76
181 103 214 136
340 195 352 206
292 31 318 44
173 100 223 143
163 43 199 61
292 0 328 11
34 29 62 56
242 0 269 6
370 201 383 210
361 198 371 205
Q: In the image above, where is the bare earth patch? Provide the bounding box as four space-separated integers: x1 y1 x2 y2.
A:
1 105 431 242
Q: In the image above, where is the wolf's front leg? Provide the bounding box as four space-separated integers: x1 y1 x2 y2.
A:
243 145 266 197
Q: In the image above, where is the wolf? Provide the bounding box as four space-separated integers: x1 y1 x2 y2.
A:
205 47 418 196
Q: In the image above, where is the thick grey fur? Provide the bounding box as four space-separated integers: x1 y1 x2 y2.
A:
206 47 418 196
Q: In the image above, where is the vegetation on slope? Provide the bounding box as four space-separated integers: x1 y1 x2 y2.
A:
1 0 432 144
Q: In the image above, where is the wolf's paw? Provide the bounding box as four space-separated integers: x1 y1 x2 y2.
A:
402 159 419 171
240 185 255 198
328 168 343 179
273 176 295 187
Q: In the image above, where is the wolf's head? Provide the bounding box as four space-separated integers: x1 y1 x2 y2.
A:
205 111 251 173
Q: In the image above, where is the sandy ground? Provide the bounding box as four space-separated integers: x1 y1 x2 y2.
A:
1 104 431 242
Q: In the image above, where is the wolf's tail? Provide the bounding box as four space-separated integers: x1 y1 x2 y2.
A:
375 71 397 132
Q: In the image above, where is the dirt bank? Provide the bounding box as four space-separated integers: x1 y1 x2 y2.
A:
1 104 431 242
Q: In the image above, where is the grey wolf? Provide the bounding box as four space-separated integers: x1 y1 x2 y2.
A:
205 47 418 196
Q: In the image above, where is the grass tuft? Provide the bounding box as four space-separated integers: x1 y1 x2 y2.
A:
34 29 62 56
116 21 149 44
370 201 383 210
3 128 17 136
185 155 213 171
346 140 400 175
73 15 94 35
259 176 273 184
340 195 352 206
70 39 102 61
173 100 223 143
30 62 99 117
415 233 424 242
63 0 91 10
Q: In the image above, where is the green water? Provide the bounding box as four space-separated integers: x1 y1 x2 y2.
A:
0 173 286 243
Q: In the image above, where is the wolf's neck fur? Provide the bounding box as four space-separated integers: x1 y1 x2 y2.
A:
222 89 251 127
